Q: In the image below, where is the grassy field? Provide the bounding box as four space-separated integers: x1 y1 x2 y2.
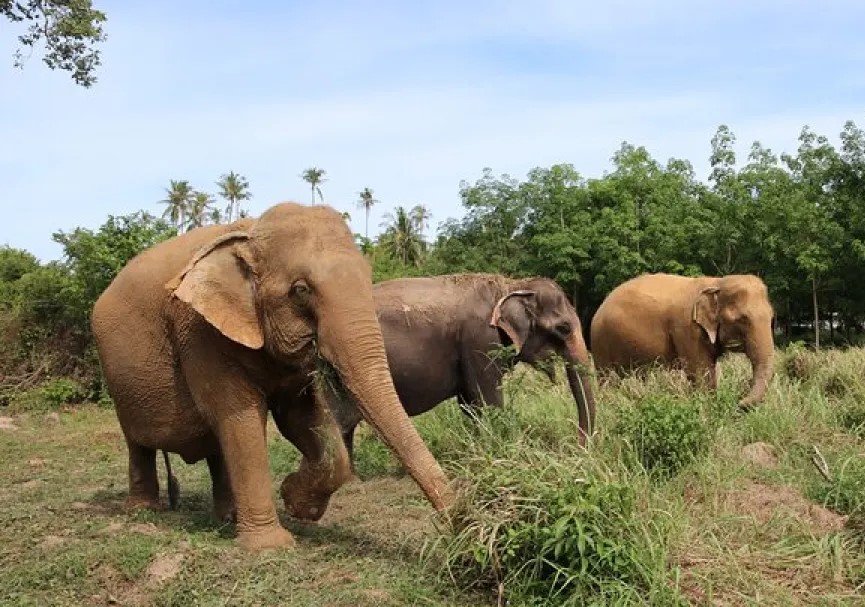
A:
3 345 865 605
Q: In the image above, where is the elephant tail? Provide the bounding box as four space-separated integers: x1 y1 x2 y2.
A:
162 451 180 510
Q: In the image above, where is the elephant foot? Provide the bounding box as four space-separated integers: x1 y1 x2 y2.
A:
236 524 296 552
125 495 163 511
737 398 758 413
214 500 237 523
280 473 334 522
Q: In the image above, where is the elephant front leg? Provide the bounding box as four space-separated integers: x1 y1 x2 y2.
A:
277 392 354 522
215 403 295 551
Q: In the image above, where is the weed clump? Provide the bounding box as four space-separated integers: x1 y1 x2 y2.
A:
809 452 865 518
781 342 815 382
616 394 710 479
430 448 674 605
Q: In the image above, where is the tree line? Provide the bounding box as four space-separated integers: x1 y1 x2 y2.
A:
2 120 863 402
417 121 865 350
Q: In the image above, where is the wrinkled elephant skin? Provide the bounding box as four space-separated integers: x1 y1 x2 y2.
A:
298 273 597 468
91 202 452 551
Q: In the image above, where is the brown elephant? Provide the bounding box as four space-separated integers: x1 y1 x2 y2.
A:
589 273 775 408
303 273 596 470
91 202 452 551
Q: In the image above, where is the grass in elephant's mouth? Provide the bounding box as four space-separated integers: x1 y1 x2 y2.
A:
3 346 865 605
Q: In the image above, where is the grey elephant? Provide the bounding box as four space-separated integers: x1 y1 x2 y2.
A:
289 273 596 470
91 202 452 551
590 273 775 408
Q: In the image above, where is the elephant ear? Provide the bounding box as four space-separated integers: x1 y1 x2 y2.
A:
165 231 263 350
692 286 721 345
489 290 535 352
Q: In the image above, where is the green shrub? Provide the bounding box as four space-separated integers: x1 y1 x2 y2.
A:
8 377 86 411
429 449 676 605
40 378 86 407
616 395 710 479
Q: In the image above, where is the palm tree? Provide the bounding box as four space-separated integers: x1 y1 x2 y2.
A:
301 167 327 205
216 171 251 222
159 180 193 233
356 187 379 241
379 205 428 266
340 211 352 222
411 203 432 235
187 191 216 230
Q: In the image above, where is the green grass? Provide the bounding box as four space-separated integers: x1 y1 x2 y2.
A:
3 345 865 605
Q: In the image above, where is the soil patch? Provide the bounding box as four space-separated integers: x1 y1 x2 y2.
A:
128 522 161 536
322 477 433 540
0 416 18 431
740 442 778 468
38 535 66 550
725 480 846 534
146 552 185 584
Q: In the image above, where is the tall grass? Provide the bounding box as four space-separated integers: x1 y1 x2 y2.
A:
396 346 865 605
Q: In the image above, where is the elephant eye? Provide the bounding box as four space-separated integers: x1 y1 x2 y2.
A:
290 280 311 297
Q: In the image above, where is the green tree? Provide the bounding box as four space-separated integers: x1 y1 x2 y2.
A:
429 169 529 276
0 246 40 309
356 187 378 241
52 211 176 332
781 127 844 348
412 203 432 236
187 191 216 230
301 167 326 206
216 171 251 223
159 180 193 233
834 121 865 338
379 205 428 267
2 0 106 87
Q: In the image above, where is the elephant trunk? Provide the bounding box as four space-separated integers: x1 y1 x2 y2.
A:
740 322 775 409
317 301 453 512
563 316 596 446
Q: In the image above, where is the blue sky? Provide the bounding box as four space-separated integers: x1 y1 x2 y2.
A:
2 0 863 261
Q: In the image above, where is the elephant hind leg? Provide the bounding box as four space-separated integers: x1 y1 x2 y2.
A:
207 452 236 523
125 441 161 510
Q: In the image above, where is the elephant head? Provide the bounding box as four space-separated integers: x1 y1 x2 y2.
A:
167 203 452 510
490 278 596 445
692 274 775 408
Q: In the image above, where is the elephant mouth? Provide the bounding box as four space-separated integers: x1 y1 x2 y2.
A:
724 339 746 353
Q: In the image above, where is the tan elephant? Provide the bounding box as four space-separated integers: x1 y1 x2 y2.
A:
91 202 452 551
590 273 775 408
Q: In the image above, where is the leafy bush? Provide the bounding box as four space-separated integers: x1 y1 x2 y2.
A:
8 378 86 411
616 395 710 478
432 450 675 605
